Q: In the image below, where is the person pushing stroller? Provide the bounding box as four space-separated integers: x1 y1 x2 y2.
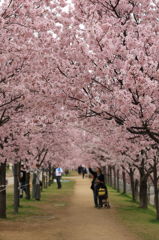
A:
89 167 109 208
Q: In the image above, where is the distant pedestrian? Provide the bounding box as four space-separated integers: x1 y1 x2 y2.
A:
78 165 82 175
82 167 87 179
55 166 63 189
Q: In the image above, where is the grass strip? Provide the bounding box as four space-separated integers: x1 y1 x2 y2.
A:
109 187 159 240
5 180 75 221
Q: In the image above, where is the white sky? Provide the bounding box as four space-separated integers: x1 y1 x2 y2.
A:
0 0 4 6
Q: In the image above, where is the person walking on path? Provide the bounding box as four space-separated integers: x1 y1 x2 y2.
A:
82 167 87 179
78 165 82 175
55 166 63 189
89 167 106 208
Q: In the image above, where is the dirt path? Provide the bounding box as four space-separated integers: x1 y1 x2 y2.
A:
0 177 139 240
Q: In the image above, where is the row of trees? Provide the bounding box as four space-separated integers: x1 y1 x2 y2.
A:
0 161 56 218
102 148 159 219
61 0 159 219
1 0 159 220
0 0 77 218
70 126 159 219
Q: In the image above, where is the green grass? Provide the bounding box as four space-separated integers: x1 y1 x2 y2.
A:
109 187 159 240
4 180 75 221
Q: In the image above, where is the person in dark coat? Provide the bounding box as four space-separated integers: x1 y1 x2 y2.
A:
78 165 82 175
89 167 105 208
82 167 87 179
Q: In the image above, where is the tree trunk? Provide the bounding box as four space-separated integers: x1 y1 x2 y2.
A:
152 158 159 220
35 183 41 200
109 166 113 187
45 172 48 188
13 163 20 214
134 179 139 201
138 152 148 209
47 169 50 187
32 173 36 198
18 163 21 207
0 163 6 218
44 175 47 188
41 170 44 191
117 169 120 192
113 166 117 189
129 168 136 201
25 172 30 200
147 184 151 204
49 164 52 186
32 172 41 200
122 170 126 194
34 171 41 201
52 167 55 183
107 166 109 185
154 182 159 220
139 176 148 208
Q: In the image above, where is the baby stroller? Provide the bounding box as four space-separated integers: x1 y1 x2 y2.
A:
98 185 111 208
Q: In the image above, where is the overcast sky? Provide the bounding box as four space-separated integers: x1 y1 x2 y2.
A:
0 0 4 6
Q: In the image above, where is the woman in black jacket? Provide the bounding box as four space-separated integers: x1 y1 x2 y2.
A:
89 167 105 208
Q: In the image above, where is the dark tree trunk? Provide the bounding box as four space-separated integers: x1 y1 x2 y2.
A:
113 166 117 189
49 164 52 186
45 172 48 188
122 170 126 194
52 167 55 183
45 175 47 188
129 168 136 201
147 184 151 204
109 166 113 187
152 157 159 220
13 163 20 214
137 151 149 209
32 172 41 200
117 169 120 192
107 166 110 185
41 170 44 191
34 171 41 200
32 173 36 198
0 163 6 218
18 163 21 207
134 179 139 201
35 183 41 200
25 172 30 200
154 182 159 220
139 176 148 208
138 156 148 209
